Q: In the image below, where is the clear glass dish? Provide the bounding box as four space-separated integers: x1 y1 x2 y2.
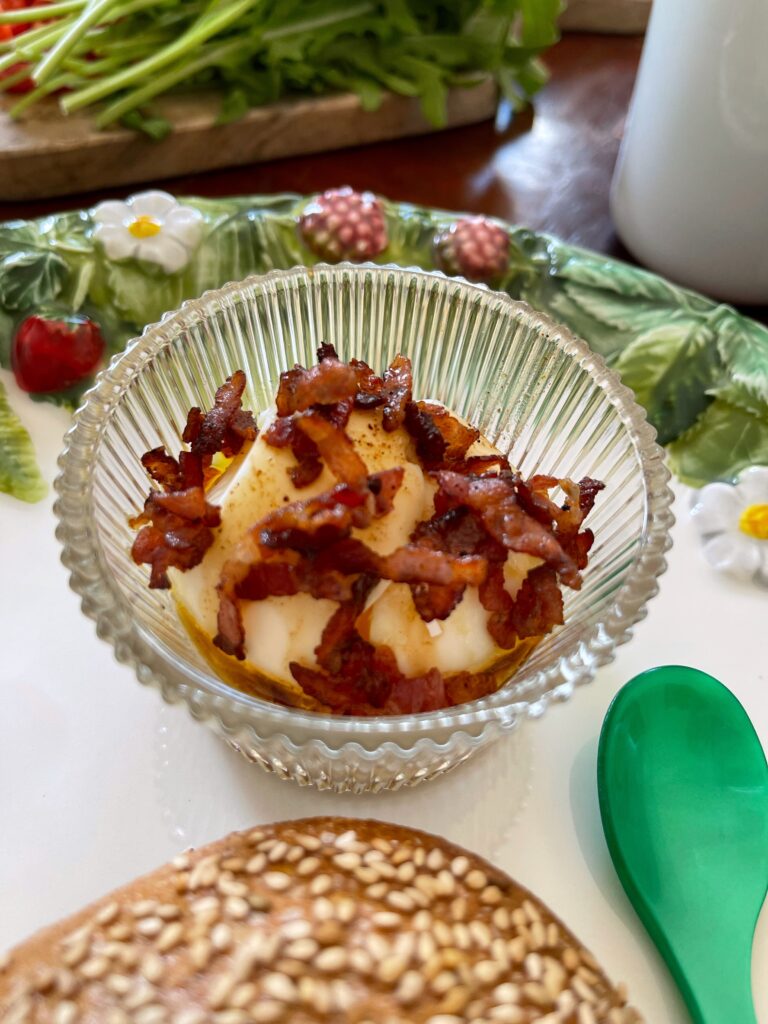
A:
54 264 674 793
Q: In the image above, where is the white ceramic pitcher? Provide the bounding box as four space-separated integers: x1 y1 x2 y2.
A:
610 0 768 303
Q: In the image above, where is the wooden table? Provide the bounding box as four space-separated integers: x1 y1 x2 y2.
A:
2 32 765 325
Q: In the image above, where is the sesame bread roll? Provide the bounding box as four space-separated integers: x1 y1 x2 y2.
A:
0 818 642 1024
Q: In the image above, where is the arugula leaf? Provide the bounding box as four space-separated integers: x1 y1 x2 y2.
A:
668 399 768 487
0 251 70 311
0 381 47 503
614 323 722 443
714 308 768 402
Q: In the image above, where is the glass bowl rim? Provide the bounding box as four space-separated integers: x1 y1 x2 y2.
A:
54 262 674 742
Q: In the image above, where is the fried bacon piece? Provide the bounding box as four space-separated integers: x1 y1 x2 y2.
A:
479 563 564 649
309 537 486 588
132 372 255 589
294 411 368 487
263 415 323 488
275 357 360 416
183 370 257 460
380 355 413 431
405 400 480 465
214 472 404 658
433 470 582 588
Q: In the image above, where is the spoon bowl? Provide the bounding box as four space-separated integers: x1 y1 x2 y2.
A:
598 665 768 1024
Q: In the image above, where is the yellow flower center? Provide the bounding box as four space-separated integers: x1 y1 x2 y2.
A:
128 215 161 239
739 503 768 540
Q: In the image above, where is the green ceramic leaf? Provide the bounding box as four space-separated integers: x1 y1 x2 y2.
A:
709 380 768 420
614 323 722 444
0 381 47 502
715 310 768 402
0 251 69 311
667 399 768 487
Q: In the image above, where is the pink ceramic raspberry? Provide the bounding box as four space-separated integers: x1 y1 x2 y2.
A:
434 215 511 283
298 186 388 262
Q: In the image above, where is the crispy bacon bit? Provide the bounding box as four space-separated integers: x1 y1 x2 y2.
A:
131 488 221 589
317 342 339 362
380 355 413 431
405 400 480 465
444 671 499 707
368 467 404 515
294 412 368 487
275 358 359 416
132 371 255 590
263 415 323 488
433 471 582 588
183 370 256 460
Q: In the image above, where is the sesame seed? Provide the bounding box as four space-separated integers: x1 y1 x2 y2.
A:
413 848 427 867
453 923 471 950
218 876 248 898
395 862 416 883
156 922 184 952
313 897 334 921
284 938 317 961
267 841 289 863
330 978 354 1012
334 829 359 848
492 907 511 930
366 882 388 899
172 854 191 870
134 1007 167 1024
247 829 265 844
140 952 165 985
346 946 371 974
262 972 297 1002
530 921 546 949
157 904 180 920
378 955 408 984
315 946 346 972
450 856 469 877
578 1006 597 1024
491 938 510 968
490 1008 524 1023
107 973 131 995
365 932 389 961
546 923 559 946
54 969 78 998
296 856 320 877
522 899 541 924
396 969 424 1004
124 979 158 1010
79 955 110 980
309 875 332 895
53 1002 78 1024
450 896 468 921
230 983 258 1008
132 900 159 918
522 981 552 1006
376 861 397 879
372 837 393 854
475 959 503 985
508 937 528 962
173 1012 206 1024
563 948 580 971
106 1009 130 1024
425 1015 463 1024
249 1002 284 1022
137 916 163 937
416 931 437 963
413 909 433 931
295 834 322 851
336 896 356 923
371 911 401 929
96 902 120 926
543 957 567 997
108 923 132 941
413 875 437 897
208 973 235 1009
281 919 312 940
435 870 456 896
263 872 290 892
190 938 213 970
571 976 598 1004
525 952 543 980
492 981 521 1002
224 896 250 919
214 1012 250 1024
246 854 267 875
481 885 503 905
438 985 470 1014
333 852 362 871
211 923 233 951
386 891 415 912
62 939 89 969
469 921 492 947
465 869 487 890
431 970 457 995
353 866 379 885
426 849 445 871
577 965 601 986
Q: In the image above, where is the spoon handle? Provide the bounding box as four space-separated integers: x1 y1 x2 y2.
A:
671 934 758 1024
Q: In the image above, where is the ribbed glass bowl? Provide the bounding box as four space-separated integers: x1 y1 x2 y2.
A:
55 264 673 793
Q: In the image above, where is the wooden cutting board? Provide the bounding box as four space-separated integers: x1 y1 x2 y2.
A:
0 80 497 201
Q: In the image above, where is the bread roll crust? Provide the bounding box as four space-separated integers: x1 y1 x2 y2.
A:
0 817 641 1023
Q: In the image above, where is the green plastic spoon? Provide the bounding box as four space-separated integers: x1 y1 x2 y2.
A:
597 666 768 1024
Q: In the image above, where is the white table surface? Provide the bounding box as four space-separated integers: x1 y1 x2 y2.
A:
2 369 766 1023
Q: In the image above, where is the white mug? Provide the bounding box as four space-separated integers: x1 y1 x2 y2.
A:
610 0 768 303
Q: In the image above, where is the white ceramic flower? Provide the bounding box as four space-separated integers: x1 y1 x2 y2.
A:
92 190 203 273
691 465 768 584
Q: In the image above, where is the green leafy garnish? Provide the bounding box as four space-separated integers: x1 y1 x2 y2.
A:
0 1 561 133
0 381 47 503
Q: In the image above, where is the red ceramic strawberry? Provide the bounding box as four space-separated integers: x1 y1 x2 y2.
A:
298 187 388 262
434 216 511 283
12 314 105 393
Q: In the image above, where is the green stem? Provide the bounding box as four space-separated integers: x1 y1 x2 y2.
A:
10 72 81 116
0 21 64 71
94 36 245 125
0 64 33 91
260 1 373 41
0 0 85 23
34 0 122 85
62 0 257 112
